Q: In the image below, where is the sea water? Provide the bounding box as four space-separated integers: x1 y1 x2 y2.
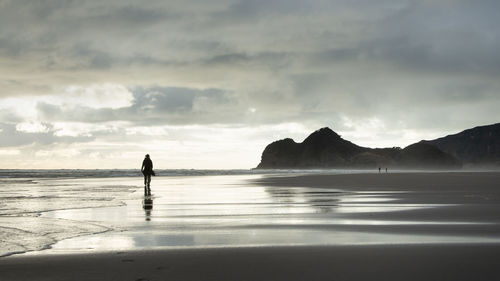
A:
2 169 499 257
0 169 354 256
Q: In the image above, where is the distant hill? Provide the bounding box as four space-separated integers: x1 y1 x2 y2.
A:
423 123 500 167
256 127 462 169
396 142 462 168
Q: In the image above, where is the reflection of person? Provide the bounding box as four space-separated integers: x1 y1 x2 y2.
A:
141 154 153 196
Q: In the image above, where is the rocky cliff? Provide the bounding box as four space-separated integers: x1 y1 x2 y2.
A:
256 127 463 169
424 123 500 166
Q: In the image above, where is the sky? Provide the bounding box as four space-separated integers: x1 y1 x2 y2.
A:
1 0 499 169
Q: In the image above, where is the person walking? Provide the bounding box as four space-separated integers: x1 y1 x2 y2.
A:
141 154 154 196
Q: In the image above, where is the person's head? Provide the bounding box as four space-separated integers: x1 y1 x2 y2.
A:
145 154 150 158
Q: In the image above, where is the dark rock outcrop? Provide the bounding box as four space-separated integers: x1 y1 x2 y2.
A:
258 138 301 168
257 128 367 169
297 128 366 167
256 127 463 169
424 123 500 166
397 142 462 168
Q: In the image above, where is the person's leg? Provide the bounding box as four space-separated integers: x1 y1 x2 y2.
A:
146 175 151 195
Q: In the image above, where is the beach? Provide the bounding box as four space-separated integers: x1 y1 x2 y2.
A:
2 0 499 279
1 171 500 280
2 244 500 281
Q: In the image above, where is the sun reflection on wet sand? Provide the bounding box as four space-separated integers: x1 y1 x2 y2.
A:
37 174 500 254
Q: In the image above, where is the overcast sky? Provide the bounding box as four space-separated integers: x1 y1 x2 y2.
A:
1 0 499 169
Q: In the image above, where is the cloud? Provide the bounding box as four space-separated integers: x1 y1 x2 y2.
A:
0 0 499 167
36 86 242 125
0 107 23 123
0 123 93 148
16 121 50 133
57 84 134 109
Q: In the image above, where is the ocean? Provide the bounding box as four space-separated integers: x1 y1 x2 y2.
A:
0 168 352 179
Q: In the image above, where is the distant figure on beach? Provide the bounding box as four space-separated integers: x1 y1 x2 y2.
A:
141 154 154 196
378 167 381 173
385 167 388 173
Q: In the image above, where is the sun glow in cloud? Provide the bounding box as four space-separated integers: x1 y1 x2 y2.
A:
16 121 50 134
0 149 21 156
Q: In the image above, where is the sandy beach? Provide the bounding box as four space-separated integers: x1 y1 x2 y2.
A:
1 171 500 280
255 171 500 192
2 244 500 281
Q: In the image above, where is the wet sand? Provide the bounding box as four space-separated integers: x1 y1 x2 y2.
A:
1 171 500 280
2 245 500 281
255 171 500 192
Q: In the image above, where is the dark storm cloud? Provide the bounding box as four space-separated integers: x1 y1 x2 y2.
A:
2 0 499 73
1 0 499 135
213 0 320 22
86 5 169 25
68 43 115 70
367 1 500 76
0 1 182 70
306 2 500 77
130 87 233 113
203 52 291 70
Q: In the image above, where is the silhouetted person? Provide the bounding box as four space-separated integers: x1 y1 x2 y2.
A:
378 167 381 173
141 154 153 196
385 167 388 173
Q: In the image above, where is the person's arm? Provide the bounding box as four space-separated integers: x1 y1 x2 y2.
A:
141 160 145 172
